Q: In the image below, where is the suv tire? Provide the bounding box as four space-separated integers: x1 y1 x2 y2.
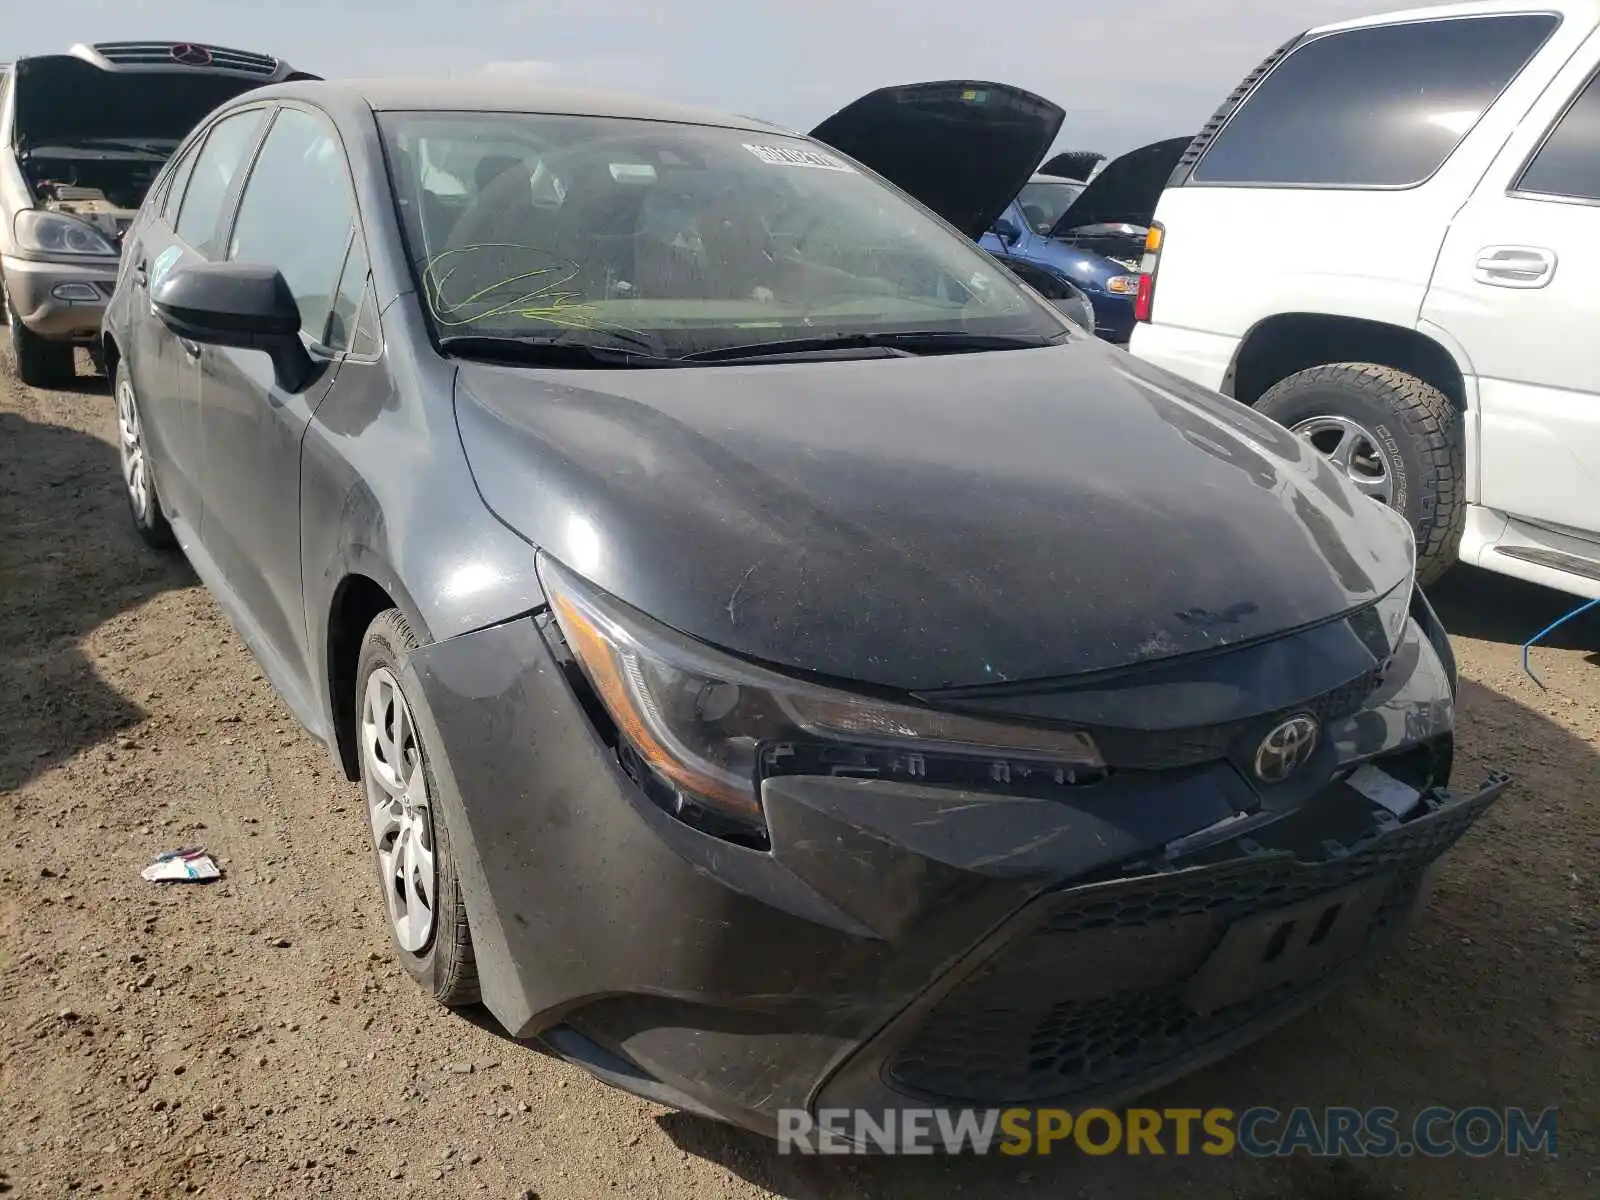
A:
1255 363 1464 585
6 297 77 389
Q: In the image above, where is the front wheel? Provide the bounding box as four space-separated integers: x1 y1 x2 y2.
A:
8 308 77 389
356 608 479 1007
1255 363 1464 585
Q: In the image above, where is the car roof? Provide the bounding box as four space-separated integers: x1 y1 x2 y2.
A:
259 78 793 134
1026 173 1084 185
1309 0 1600 35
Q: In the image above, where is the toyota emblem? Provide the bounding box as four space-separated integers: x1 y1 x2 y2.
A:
170 43 213 67
1253 715 1320 784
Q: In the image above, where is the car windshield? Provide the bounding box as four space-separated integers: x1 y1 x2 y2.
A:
378 111 1066 358
1016 180 1085 234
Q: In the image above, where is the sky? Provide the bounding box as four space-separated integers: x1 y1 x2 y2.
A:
4 0 1401 156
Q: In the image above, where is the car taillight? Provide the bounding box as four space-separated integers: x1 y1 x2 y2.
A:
1133 221 1163 323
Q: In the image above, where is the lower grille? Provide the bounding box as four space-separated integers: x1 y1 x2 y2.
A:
885 781 1500 1105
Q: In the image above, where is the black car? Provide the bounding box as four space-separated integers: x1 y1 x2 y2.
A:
101 76 1506 1141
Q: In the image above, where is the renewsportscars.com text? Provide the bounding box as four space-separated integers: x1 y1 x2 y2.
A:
777 1106 1559 1157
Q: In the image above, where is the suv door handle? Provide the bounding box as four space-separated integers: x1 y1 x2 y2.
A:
132 260 148 289
1473 245 1556 288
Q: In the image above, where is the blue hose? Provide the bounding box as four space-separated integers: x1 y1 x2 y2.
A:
1521 597 1600 690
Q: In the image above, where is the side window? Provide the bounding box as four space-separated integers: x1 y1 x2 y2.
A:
227 108 356 342
160 138 202 224
326 236 371 353
175 108 268 254
1516 70 1600 202
1193 15 1559 188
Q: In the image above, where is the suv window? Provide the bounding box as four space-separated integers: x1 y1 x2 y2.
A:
1516 69 1600 202
176 108 268 253
227 107 356 342
1193 14 1559 188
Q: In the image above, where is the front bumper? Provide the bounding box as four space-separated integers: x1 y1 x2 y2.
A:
2 253 117 340
398 606 1504 1138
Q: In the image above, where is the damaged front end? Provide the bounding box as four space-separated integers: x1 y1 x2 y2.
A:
393 568 1505 1137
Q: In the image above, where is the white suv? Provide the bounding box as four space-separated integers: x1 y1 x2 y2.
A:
1129 0 1600 596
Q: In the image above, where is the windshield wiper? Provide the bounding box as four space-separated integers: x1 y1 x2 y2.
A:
438 334 680 369
679 329 1064 363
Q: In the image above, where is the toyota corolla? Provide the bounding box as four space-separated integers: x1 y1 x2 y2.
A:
100 77 1508 1141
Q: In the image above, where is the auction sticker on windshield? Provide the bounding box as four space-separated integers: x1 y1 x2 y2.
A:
742 143 856 172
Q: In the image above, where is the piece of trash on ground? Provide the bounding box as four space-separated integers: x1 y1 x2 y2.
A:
141 848 222 883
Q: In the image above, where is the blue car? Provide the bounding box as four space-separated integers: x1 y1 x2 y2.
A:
980 137 1192 344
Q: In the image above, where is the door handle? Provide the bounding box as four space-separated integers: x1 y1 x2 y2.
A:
1472 245 1556 288
179 338 201 360
132 261 148 289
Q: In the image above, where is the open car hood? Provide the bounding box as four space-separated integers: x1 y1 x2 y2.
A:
1047 135 1193 238
1037 150 1105 182
12 54 304 150
809 81 1066 240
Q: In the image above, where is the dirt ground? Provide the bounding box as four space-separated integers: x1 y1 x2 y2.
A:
1 351 1595 1200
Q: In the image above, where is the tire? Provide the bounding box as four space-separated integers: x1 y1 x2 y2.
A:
356 608 479 1007
113 361 178 551
1255 363 1464 585
7 307 77 389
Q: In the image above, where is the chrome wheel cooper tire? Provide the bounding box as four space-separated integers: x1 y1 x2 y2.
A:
1254 362 1464 586
113 363 177 550
355 608 479 1005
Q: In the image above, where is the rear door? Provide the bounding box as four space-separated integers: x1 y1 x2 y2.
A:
197 103 363 701
809 81 1065 239
1143 11 1573 359
1421 35 1600 540
122 104 270 527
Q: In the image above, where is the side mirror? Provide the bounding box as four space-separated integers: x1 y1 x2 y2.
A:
992 217 1021 246
151 262 318 393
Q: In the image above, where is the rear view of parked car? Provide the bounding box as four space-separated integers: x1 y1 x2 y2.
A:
1130 1 1600 595
0 41 315 387
101 75 1506 1146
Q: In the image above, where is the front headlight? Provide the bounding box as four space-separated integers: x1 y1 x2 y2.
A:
14 210 119 257
1105 275 1139 295
539 554 1105 839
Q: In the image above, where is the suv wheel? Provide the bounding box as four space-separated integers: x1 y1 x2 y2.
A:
4 292 77 389
1255 363 1464 585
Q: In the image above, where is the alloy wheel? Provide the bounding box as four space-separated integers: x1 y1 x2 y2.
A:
1291 414 1396 506
116 376 153 523
361 667 438 953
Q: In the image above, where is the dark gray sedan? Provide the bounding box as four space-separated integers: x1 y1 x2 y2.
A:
101 77 1506 1144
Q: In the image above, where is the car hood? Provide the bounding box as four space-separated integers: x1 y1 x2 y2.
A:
452 342 1413 693
1048 135 1194 238
809 81 1066 240
1037 150 1105 182
12 55 277 149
